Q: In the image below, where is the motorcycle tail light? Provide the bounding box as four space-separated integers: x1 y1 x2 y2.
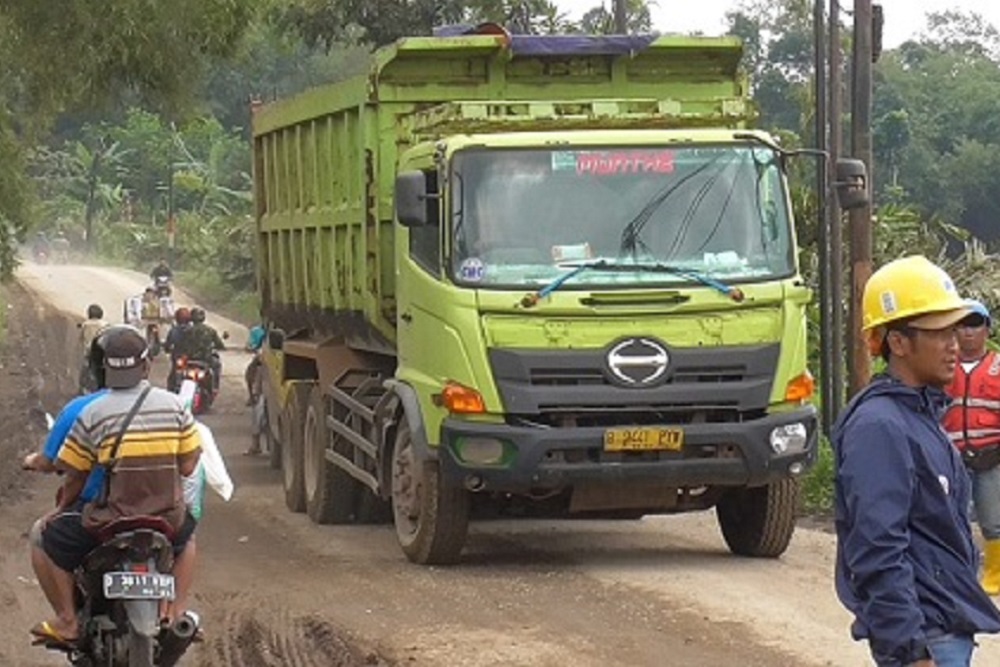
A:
130 563 149 573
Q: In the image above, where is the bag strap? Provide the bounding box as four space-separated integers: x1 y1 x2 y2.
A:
95 385 152 507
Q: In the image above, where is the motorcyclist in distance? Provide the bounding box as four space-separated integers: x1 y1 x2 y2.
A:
151 258 173 282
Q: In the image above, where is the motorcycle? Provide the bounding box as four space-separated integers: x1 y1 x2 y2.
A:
145 323 162 359
33 517 199 667
153 276 172 299
171 356 217 414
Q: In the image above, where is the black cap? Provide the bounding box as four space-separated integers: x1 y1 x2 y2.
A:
100 326 148 388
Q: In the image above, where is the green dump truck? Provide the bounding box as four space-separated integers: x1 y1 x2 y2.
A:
252 32 866 564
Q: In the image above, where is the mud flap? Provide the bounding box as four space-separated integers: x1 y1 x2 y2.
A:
124 599 160 637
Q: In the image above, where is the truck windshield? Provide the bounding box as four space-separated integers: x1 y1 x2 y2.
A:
449 145 795 288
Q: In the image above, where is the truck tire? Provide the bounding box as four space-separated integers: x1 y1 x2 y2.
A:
716 478 799 558
391 423 469 564
280 383 310 513
304 385 360 524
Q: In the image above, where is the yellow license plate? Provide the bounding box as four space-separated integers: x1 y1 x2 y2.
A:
603 427 683 452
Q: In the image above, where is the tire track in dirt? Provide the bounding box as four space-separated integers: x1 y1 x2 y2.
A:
198 592 383 667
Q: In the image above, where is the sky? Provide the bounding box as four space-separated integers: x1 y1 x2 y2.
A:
554 1 1000 48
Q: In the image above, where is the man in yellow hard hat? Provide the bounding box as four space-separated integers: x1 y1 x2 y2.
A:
831 255 1000 666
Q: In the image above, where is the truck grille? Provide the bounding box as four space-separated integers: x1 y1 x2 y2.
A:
490 344 779 426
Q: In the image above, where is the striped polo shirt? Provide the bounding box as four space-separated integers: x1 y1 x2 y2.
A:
60 380 202 529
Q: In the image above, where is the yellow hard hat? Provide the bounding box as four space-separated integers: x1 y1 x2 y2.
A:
862 255 969 331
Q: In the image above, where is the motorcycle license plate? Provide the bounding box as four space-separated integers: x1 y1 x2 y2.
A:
103 572 175 600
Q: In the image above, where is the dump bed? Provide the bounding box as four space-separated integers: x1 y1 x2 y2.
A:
251 33 749 351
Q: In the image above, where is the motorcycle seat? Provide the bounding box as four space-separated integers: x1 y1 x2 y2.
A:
90 515 176 547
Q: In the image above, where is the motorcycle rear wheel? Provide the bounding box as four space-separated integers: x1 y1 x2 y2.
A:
127 630 154 667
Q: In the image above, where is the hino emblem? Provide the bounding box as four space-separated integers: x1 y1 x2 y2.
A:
606 338 669 386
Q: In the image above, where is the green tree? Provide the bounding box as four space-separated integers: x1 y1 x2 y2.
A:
579 0 652 34
724 0 815 134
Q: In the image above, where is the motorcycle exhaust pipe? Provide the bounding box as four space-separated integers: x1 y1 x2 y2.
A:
157 611 200 667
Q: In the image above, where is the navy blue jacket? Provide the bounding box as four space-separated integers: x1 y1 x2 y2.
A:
833 375 1000 665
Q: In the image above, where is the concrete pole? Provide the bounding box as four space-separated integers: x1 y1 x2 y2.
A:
848 0 874 396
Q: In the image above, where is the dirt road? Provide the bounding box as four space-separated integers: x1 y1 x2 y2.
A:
4 262 1000 666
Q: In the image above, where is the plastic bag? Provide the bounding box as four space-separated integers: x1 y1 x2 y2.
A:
182 464 206 520
196 421 234 502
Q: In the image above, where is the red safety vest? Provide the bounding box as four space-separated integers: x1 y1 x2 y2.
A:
943 350 1000 452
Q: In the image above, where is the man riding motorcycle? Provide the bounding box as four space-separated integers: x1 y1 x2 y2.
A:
180 308 225 393
150 259 174 298
28 325 201 648
150 259 173 283
165 308 193 392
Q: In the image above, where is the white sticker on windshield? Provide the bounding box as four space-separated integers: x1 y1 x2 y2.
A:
458 258 485 282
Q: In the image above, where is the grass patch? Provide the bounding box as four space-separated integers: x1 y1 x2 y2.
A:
177 269 259 325
802 434 836 515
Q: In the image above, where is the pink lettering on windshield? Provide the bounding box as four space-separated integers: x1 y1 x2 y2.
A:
575 151 675 175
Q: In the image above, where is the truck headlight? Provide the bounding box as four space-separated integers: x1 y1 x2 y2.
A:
769 423 808 454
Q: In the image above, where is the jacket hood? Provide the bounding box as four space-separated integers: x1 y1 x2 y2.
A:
835 374 951 435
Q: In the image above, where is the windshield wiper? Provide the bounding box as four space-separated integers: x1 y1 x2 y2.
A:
618 154 726 258
520 260 744 308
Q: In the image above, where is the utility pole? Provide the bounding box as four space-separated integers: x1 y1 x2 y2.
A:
848 0 874 396
813 0 832 434
613 0 627 34
828 0 845 417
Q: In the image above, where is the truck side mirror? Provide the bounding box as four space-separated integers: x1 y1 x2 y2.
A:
834 159 869 211
395 171 429 227
268 328 285 351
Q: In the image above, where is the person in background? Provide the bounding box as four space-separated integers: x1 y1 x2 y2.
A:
244 322 266 407
832 256 1000 667
78 304 107 354
140 287 160 321
942 299 1000 596
77 304 107 394
164 307 193 392
182 308 225 392
150 258 173 282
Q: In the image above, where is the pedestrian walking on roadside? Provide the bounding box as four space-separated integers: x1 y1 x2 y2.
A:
832 256 1000 666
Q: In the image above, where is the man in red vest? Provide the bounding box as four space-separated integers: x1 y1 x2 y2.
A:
943 299 1000 596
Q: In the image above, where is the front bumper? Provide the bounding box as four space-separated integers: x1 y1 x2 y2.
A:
438 407 817 494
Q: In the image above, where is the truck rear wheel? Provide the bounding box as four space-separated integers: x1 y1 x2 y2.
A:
280 383 310 513
391 423 469 565
716 478 799 558
304 385 360 524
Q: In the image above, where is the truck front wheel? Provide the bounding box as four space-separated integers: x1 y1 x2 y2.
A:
391 423 469 565
716 478 799 558
280 383 310 513
304 385 359 524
